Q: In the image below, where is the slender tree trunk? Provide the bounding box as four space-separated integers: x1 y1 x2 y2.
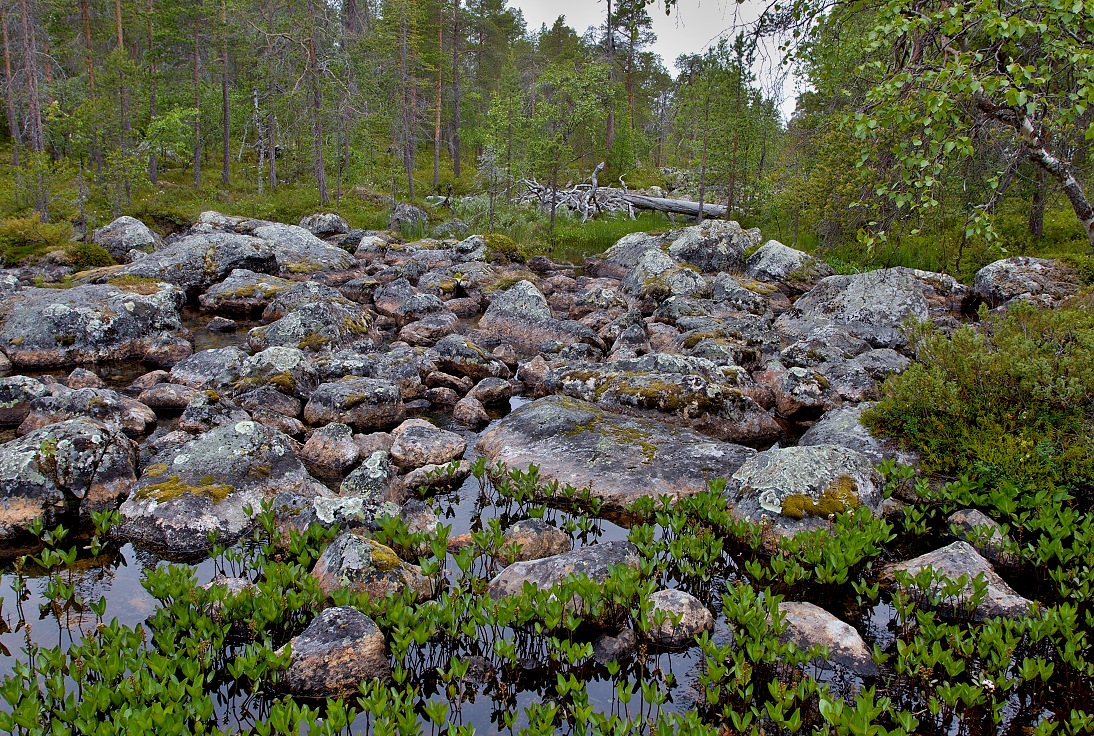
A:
220 0 230 186
1029 166 1046 240
147 0 157 184
192 7 201 188
344 0 362 36
18 0 43 154
115 0 131 144
265 6 276 189
80 0 94 92
433 0 443 190
254 88 263 194
604 0 615 155
1 2 20 167
398 13 415 200
306 0 328 205
451 0 460 180
549 163 559 231
697 97 709 225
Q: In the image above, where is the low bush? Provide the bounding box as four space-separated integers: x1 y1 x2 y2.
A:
0 214 75 265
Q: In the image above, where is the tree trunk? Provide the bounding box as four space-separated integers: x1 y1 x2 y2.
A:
306 0 328 205
1029 166 1046 240
80 0 94 93
549 164 558 231
451 0 460 180
18 0 43 154
344 0 362 36
433 0 443 190
147 0 157 184
115 0 130 143
265 5 276 189
220 0 230 187
192 7 201 188
398 14 415 200
697 97 709 224
1 2 20 167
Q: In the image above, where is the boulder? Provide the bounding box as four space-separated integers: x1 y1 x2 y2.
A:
452 396 490 428
19 387 157 437
478 281 605 353
798 403 919 466
0 284 191 368
883 542 1032 620
236 346 321 400
593 629 638 664
477 396 755 511
730 445 883 533
169 347 249 391
621 249 707 300
488 540 638 599
947 509 1015 566
299 213 351 237
252 223 356 274
280 607 390 697
389 421 467 470
117 420 325 555
66 367 105 389
116 232 277 296
744 240 833 285
972 257 1076 308
373 279 448 325
248 299 373 353
300 423 360 480
312 532 435 601
91 216 162 261
198 269 293 317
398 460 472 497
540 353 781 447
137 383 198 410
340 451 397 502
667 221 759 273
591 232 668 278
711 273 769 314
778 602 878 676
0 376 50 425
775 268 929 349
390 203 428 231
0 418 137 540
434 334 511 380
496 518 570 564
646 589 714 648
303 378 405 431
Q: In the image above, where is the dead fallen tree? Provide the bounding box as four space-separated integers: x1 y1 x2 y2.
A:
518 169 727 221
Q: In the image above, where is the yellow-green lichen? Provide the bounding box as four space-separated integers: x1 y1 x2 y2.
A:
780 475 862 520
135 475 235 504
106 276 162 295
367 540 404 572
143 463 168 478
298 333 332 351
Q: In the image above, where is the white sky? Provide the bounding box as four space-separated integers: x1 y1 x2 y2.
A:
510 0 799 119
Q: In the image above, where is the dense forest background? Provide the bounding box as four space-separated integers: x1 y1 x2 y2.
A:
0 0 1091 277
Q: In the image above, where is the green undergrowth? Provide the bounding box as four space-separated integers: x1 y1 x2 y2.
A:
3 449 1093 735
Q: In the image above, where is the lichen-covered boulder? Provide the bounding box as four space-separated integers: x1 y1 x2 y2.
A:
312 532 435 600
495 518 570 564
116 232 277 296
0 418 137 539
540 353 781 447
169 347 249 391
621 249 708 300
300 422 360 480
487 541 639 620
775 268 929 349
91 216 162 261
117 420 326 556
247 299 373 353
252 223 356 274
730 444 883 532
667 221 760 273
744 240 833 285
259 281 352 323
0 376 50 426
434 334 511 381
389 420 466 470
198 269 293 317
0 284 191 368
19 387 156 437
373 279 449 325
303 378 405 431
777 602 878 676
883 542 1032 620
478 281 605 353
299 213 351 238
477 396 755 511
645 589 714 648
972 256 1076 308
389 203 428 231
711 273 769 314
590 232 669 279
797 403 919 466
136 383 198 410
340 451 398 503
280 607 390 697
235 346 321 400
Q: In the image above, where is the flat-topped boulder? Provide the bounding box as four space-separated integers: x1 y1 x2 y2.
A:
539 353 781 447
744 240 833 285
247 299 373 353
117 420 326 556
0 283 191 368
115 232 277 296
476 396 755 511
777 602 878 676
280 607 390 697
972 256 1076 308
251 223 356 274
798 403 919 466
19 387 156 437
198 269 293 317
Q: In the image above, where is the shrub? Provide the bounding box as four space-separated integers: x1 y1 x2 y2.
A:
864 302 1094 499
67 242 116 271
0 213 75 265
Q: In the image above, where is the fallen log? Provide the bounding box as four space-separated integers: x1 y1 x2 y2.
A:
620 192 727 218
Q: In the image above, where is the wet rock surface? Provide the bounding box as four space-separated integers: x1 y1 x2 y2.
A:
646 589 714 648
778 602 878 676
312 532 435 601
280 606 390 697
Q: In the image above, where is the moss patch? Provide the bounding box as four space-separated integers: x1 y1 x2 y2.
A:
135 475 235 504
780 475 862 520
107 276 163 295
367 540 404 572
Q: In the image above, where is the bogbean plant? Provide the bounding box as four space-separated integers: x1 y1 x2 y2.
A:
1 449 1093 734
